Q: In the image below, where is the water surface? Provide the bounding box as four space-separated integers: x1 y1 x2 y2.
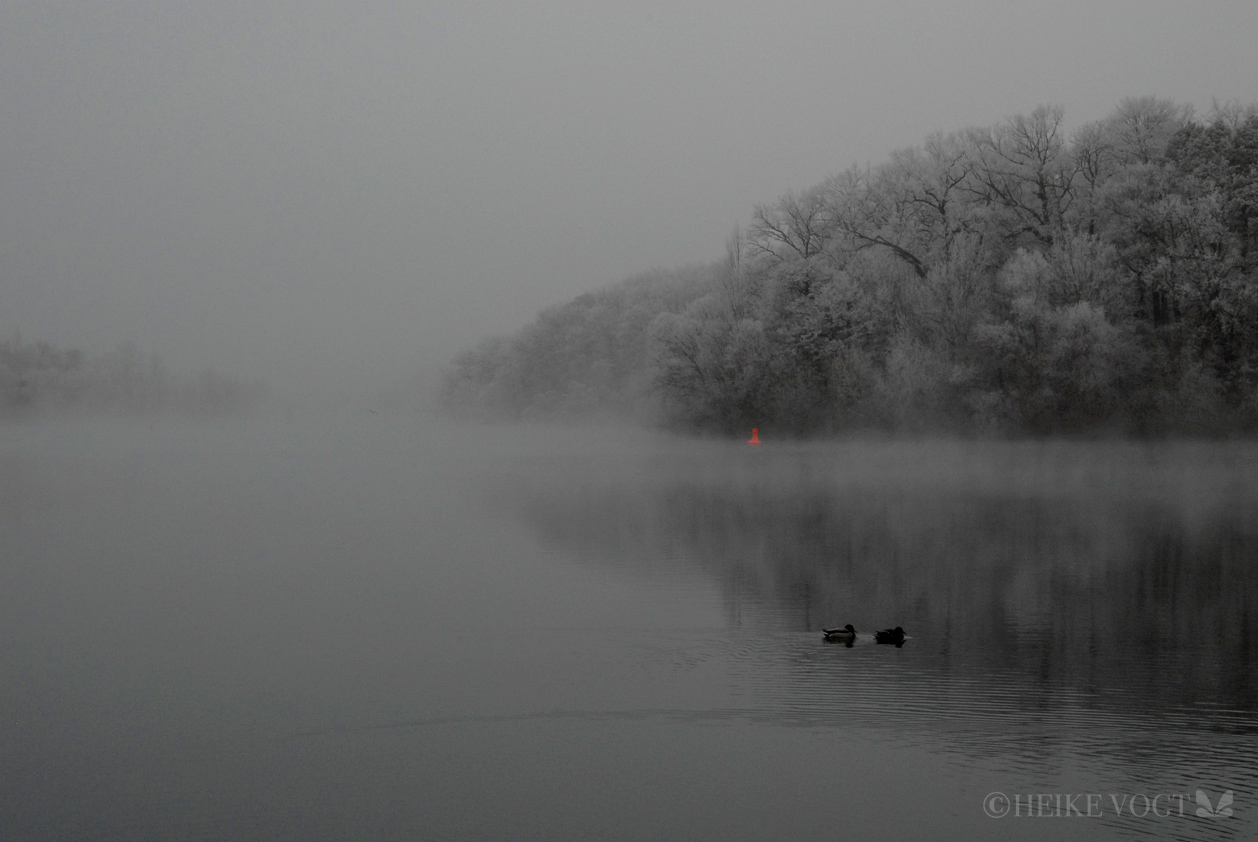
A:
1 417 1255 840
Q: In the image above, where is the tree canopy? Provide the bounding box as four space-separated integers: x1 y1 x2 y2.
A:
445 99 1258 436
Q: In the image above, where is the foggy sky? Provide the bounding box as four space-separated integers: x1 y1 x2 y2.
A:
2 1 1256 403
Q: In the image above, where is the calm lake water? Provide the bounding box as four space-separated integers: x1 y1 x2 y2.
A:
2 416 1256 841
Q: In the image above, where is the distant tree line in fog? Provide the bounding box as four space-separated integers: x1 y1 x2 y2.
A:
445 98 1258 435
0 336 264 418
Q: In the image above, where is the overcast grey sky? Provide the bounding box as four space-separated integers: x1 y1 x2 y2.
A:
2 1 1256 401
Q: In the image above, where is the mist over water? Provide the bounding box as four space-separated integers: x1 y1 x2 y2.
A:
0 416 1254 840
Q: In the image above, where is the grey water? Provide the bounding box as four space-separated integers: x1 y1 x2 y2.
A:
1 417 1255 841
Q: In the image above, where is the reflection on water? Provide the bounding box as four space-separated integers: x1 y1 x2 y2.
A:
3 421 1257 841
505 440 1258 838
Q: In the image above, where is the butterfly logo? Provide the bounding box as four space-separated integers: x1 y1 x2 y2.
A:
1195 789 1234 818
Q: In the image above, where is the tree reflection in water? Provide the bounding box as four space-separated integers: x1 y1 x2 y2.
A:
499 442 1258 768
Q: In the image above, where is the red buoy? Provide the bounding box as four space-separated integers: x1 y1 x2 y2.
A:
748 428 761 445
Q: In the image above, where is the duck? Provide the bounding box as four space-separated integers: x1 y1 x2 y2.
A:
874 626 906 646
822 624 857 642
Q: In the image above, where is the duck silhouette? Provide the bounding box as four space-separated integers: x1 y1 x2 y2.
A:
874 627 906 647
822 624 856 644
